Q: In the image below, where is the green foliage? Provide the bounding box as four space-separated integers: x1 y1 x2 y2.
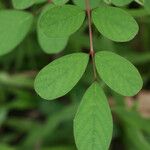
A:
53 0 69 5
37 4 68 53
38 30 68 54
39 5 85 37
95 51 143 96
0 144 15 150
124 127 150 150
114 106 150 150
113 107 150 132
0 0 149 150
111 0 133 6
135 0 144 5
144 0 150 14
12 0 46 9
12 0 36 9
34 53 89 100
73 0 102 9
92 6 139 42
0 108 7 126
74 82 113 150
36 0 47 4
42 147 75 150
0 10 33 55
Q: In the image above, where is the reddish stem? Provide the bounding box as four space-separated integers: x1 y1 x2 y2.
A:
85 0 94 56
85 0 97 80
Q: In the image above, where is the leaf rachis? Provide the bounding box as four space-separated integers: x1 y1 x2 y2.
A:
85 0 97 80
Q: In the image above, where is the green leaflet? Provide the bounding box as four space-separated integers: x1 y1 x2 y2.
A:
38 30 68 54
0 10 33 56
37 4 68 54
12 0 47 8
74 82 113 150
92 6 139 42
34 53 89 100
53 0 69 5
39 5 85 38
95 51 143 96
111 0 133 6
12 0 36 9
73 0 102 9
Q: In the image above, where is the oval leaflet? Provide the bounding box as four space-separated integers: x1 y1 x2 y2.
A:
92 6 139 42
37 4 68 54
39 5 85 38
34 53 89 100
74 82 113 150
95 51 143 96
0 10 33 56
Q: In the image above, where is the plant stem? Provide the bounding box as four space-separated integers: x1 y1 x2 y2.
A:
85 0 97 80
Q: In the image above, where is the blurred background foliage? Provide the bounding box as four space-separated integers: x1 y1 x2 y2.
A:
0 0 150 150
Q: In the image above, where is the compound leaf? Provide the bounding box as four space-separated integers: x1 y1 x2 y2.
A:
37 4 68 54
39 5 85 38
74 82 113 150
95 51 143 96
0 10 33 56
92 6 139 42
34 53 89 100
